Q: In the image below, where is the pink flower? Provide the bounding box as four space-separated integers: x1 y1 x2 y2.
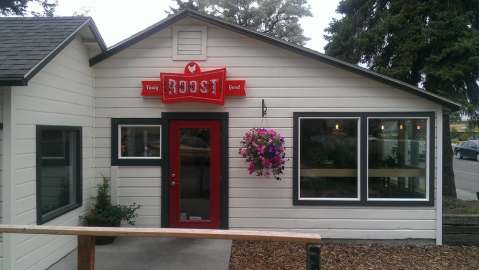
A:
239 128 287 180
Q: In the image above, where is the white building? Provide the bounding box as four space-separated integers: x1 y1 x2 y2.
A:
0 10 460 270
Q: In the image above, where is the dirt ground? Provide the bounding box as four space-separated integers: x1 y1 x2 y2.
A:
229 240 479 270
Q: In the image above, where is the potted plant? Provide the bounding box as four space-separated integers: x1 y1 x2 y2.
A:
83 176 140 245
239 128 287 180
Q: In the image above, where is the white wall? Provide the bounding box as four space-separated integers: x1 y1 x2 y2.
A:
93 18 443 239
6 37 95 270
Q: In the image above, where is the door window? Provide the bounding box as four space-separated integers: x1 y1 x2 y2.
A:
179 128 211 221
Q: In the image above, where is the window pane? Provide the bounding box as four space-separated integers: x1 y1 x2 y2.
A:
368 119 427 199
39 128 80 218
299 118 359 199
179 128 211 221
120 126 161 158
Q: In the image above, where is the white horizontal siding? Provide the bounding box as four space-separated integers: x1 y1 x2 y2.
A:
9 37 95 270
94 18 441 240
116 167 162 227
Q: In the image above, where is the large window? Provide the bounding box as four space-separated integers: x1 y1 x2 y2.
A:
37 126 82 224
298 117 360 200
368 118 428 200
294 112 434 206
111 118 162 166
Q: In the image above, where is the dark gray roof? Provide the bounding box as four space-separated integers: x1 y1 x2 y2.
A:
0 16 106 86
90 9 460 110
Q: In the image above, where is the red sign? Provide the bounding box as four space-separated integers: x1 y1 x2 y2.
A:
141 62 246 104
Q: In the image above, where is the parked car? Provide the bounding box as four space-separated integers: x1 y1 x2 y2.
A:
454 140 479 161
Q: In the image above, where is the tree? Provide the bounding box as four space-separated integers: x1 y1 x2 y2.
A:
324 0 479 198
72 6 92 17
168 0 312 45
0 0 57 16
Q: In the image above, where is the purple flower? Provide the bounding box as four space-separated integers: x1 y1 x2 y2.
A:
239 128 287 180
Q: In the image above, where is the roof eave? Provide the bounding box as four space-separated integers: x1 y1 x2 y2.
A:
89 11 188 66
185 11 462 111
0 79 28 86
0 17 107 87
88 9 461 111
86 19 107 51
22 18 107 84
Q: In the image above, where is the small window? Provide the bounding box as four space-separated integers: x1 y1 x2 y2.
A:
37 126 82 224
368 118 429 201
297 116 360 202
173 26 207 60
111 118 162 166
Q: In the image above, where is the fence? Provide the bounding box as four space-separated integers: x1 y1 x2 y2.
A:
443 214 479 246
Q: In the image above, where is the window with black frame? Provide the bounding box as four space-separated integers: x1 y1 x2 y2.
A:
298 117 360 200
294 112 433 206
37 126 82 224
368 118 428 200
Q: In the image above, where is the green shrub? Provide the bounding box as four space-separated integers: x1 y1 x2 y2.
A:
84 176 140 226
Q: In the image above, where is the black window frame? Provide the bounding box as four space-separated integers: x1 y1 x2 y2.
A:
293 112 435 206
36 125 82 224
111 118 163 166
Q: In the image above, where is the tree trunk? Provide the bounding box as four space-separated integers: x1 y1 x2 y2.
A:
442 112 457 198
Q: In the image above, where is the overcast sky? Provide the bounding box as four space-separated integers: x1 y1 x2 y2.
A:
53 0 342 52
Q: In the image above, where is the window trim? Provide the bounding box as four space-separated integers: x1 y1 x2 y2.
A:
293 112 435 206
117 124 162 160
297 116 361 201
366 116 430 202
111 118 163 166
36 125 82 225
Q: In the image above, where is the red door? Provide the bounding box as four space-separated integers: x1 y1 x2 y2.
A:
168 120 221 229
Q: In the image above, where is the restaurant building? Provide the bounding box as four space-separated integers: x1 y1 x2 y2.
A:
0 10 460 269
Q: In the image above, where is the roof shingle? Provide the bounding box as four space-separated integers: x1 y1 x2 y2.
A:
0 16 100 85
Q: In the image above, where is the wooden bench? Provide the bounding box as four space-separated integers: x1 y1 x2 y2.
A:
0 225 321 270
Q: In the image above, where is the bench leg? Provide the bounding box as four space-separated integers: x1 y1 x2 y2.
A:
78 235 95 270
306 244 320 270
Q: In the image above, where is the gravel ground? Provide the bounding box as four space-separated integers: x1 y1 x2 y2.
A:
229 240 479 270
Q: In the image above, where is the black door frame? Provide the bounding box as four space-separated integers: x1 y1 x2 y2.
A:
161 112 229 229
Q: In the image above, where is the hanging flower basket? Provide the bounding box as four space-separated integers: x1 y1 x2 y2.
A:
239 128 286 180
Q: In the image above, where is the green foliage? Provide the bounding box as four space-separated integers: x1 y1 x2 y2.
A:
84 177 140 226
0 0 57 16
169 0 312 45
444 196 479 214
325 0 479 124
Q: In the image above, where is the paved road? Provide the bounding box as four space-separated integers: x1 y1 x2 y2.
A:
454 158 479 200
